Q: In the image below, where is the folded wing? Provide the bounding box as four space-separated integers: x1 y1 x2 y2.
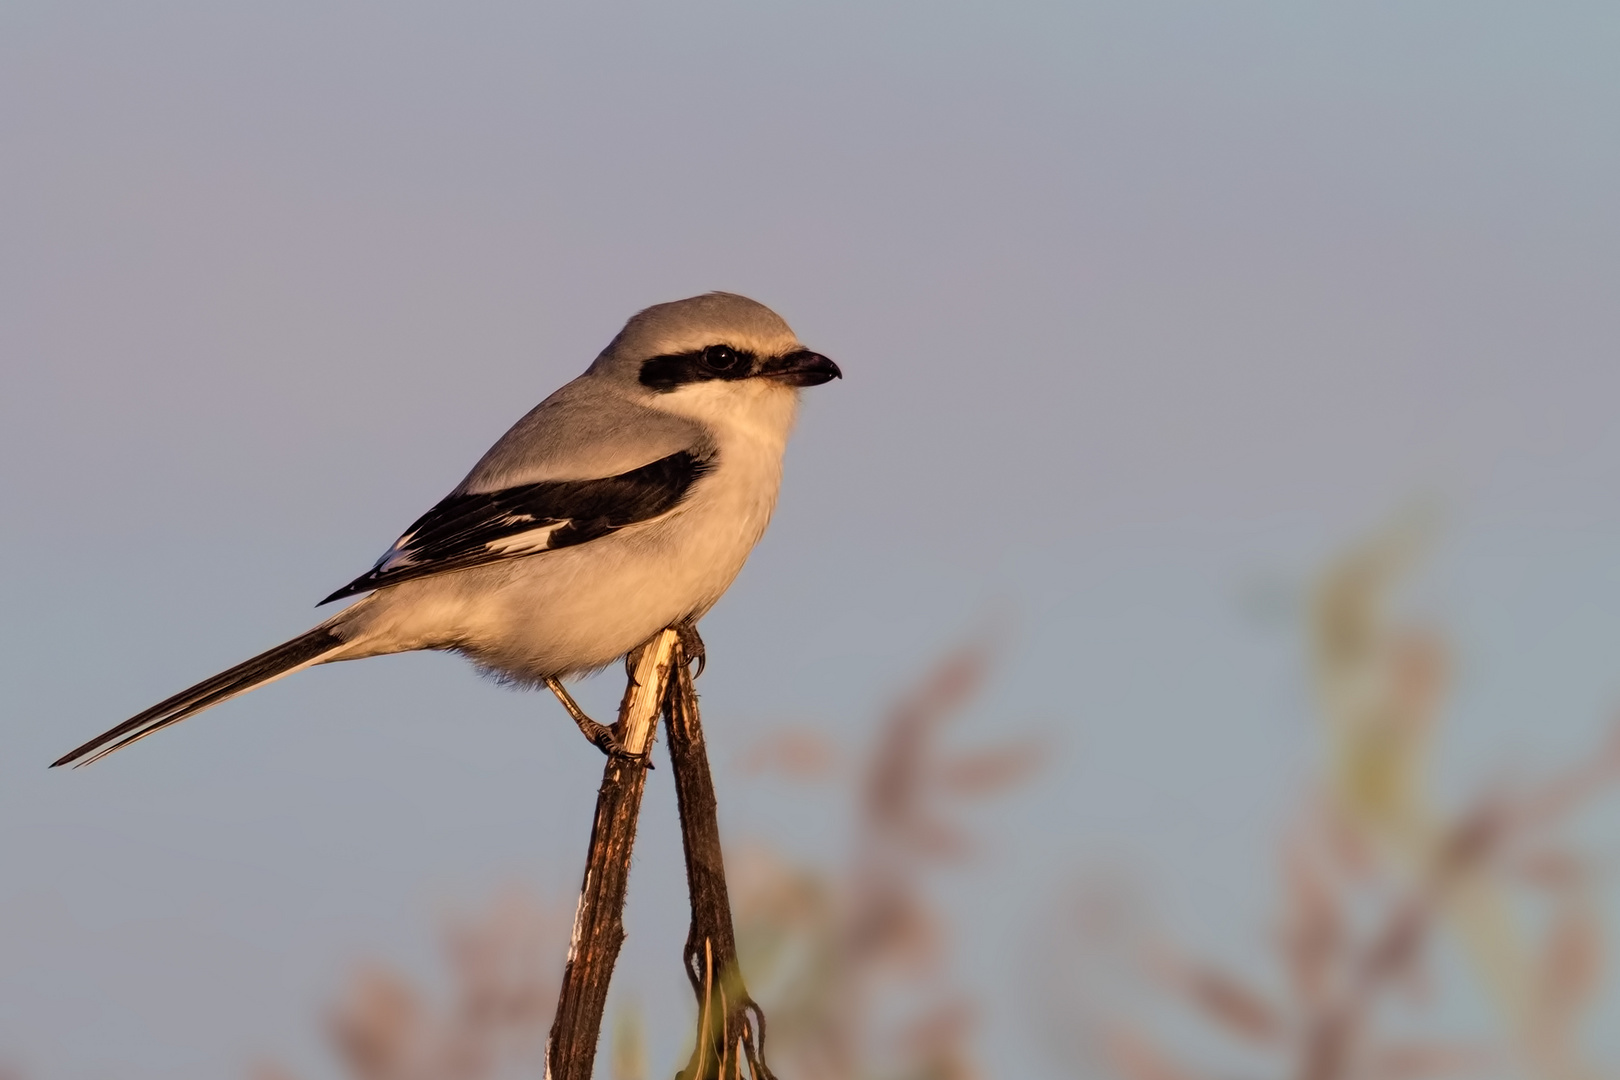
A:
319 448 713 605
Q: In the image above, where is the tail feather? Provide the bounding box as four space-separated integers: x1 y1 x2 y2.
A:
52 627 346 768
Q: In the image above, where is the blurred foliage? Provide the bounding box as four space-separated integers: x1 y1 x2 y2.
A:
725 643 1043 1080
257 890 567 1080
1036 522 1620 1080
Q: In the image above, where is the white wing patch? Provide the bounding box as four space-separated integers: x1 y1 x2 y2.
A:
483 522 567 556
376 516 560 573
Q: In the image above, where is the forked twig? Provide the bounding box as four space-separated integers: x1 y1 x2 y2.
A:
544 629 775 1080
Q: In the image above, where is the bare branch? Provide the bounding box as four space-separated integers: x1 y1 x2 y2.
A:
546 630 679 1080
664 643 776 1080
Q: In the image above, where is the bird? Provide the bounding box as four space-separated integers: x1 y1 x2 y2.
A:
53 292 841 768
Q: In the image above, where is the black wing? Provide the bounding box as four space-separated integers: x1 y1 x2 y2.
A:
319 449 713 605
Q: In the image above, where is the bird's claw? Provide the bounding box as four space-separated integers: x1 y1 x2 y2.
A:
676 621 707 679
584 719 654 768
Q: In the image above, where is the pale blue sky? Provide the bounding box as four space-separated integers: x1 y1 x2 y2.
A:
3 2 1619 1076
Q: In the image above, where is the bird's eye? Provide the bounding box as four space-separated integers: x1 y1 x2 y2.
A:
702 344 742 372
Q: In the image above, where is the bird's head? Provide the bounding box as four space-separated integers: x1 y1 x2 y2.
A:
588 293 840 427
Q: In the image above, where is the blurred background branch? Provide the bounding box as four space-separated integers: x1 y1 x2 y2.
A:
1033 521 1620 1080
726 641 1045 1080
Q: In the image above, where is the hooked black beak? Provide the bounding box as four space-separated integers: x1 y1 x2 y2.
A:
760 349 842 387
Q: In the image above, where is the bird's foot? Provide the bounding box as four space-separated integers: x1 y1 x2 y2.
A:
676 620 706 679
544 677 653 766
592 722 654 766
623 624 705 680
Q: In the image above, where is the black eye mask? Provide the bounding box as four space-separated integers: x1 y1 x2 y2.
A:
637 344 760 391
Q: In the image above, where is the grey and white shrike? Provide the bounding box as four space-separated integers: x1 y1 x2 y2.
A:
54 292 841 767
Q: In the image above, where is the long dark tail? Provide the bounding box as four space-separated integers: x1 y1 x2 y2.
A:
52 626 347 768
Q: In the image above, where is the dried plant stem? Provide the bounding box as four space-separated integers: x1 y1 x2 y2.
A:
664 646 776 1080
547 628 680 1080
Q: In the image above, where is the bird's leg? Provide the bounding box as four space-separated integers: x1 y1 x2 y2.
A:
545 676 646 762
675 620 707 679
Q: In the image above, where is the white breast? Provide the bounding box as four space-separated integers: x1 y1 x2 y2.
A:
644 380 798 616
